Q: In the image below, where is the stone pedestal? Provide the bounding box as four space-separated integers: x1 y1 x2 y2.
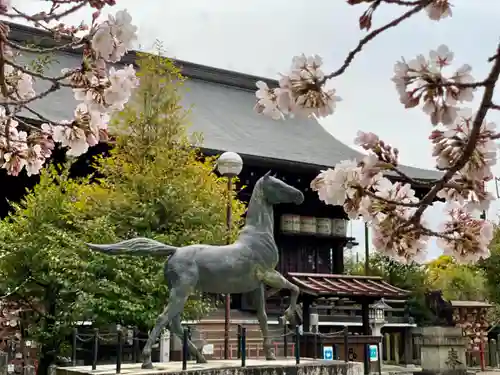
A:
420 327 467 375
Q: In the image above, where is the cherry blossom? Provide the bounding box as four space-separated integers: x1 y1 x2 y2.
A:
437 202 493 263
0 0 10 14
254 54 342 120
0 4 139 176
430 109 497 181
372 216 428 264
91 9 137 63
354 131 379 150
392 45 474 126
437 174 495 213
254 81 284 120
256 1 499 265
425 0 453 21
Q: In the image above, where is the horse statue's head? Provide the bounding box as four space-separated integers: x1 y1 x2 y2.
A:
257 171 304 205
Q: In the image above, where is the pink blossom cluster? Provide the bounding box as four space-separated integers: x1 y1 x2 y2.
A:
254 55 341 120
0 3 139 176
392 45 474 126
255 0 497 264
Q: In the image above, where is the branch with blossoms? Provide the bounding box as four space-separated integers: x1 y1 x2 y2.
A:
254 0 499 264
0 0 139 176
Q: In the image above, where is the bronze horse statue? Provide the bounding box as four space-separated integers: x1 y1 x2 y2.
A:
87 171 305 368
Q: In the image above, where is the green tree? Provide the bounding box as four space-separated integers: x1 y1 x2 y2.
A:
0 167 115 375
344 253 433 325
427 255 487 301
0 52 246 375
480 226 500 304
85 52 246 328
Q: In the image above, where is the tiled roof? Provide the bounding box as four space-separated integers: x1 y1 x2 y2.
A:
9 22 443 180
288 272 410 298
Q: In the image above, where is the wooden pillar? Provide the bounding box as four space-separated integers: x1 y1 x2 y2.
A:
301 296 312 358
394 333 400 364
361 300 370 375
404 327 413 365
385 333 391 362
303 296 311 333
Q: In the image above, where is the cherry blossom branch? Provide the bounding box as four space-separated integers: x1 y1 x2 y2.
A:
362 188 422 207
321 0 431 82
3 58 77 87
5 38 83 54
382 0 422 5
7 3 89 23
23 106 58 125
0 82 60 106
409 42 500 223
385 164 464 189
255 1 495 263
0 1 139 176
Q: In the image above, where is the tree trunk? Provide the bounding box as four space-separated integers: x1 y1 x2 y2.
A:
36 287 59 375
36 347 55 375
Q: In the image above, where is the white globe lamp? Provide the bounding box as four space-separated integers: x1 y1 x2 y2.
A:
217 151 243 177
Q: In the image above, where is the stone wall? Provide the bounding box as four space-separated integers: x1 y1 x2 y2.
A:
56 360 363 375
420 326 467 375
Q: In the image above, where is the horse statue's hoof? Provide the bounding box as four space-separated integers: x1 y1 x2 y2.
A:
141 361 154 369
196 357 208 364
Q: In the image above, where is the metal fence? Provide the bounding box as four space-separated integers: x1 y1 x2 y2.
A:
69 325 379 373
71 325 305 373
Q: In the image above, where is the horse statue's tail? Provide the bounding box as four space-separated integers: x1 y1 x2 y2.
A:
86 237 177 257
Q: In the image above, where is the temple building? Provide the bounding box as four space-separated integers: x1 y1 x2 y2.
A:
3 22 443 370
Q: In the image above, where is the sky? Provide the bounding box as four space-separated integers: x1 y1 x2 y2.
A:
11 0 500 260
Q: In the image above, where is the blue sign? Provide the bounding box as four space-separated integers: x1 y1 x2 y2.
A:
323 346 333 360
369 345 378 362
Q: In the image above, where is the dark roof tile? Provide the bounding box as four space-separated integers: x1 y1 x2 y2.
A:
10 22 442 180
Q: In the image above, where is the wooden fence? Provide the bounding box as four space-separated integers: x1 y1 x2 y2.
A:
465 337 500 368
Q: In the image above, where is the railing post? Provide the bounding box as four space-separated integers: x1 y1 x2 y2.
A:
72 327 78 366
133 327 140 363
116 329 123 374
313 332 318 359
343 326 349 363
241 327 246 367
237 325 242 359
92 328 99 371
0 351 7 375
480 341 486 371
182 328 188 371
294 325 300 365
283 322 288 358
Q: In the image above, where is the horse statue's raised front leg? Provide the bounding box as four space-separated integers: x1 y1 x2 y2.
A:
259 270 302 326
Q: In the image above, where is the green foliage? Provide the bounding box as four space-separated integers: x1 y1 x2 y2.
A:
480 226 500 305
0 166 115 356
0 52 246 368
84 52 246 327
345 248 500 327
371 254 434 325
344 253 433 325
345 252 492 325
427 255 487 301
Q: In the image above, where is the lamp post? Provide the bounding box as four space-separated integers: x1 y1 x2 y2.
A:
369 298 390 337
217 151 243 360
369 299 390 375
